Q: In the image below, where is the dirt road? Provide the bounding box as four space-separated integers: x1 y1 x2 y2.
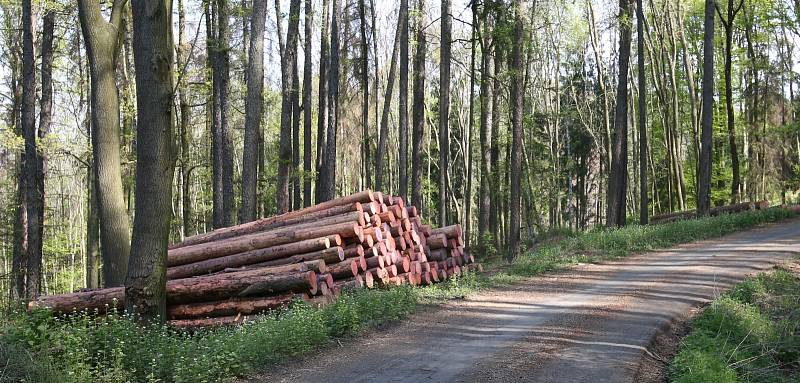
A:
250 220 799 383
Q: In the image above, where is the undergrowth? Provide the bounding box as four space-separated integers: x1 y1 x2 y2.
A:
669 269 800 383
0 208 794 382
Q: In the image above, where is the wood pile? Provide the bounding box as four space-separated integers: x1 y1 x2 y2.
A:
28 190 480 328
649 200 769 224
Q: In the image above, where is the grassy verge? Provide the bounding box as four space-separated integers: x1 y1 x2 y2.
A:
668 268 800 383
0 208 794 382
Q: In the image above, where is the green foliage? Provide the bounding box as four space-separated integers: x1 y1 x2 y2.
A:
0 274 478 382
669 269 800 383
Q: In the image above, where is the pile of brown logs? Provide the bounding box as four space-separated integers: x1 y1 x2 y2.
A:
649 200 770 225
28 190 479 328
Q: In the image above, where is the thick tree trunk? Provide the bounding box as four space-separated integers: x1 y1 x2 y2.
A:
241 0 268 223
277 0 301 212
303 0 313 207
86 159 100 289
697 0 715 215
411 0 426 210
319 0 340 202
508 0 523 261
315 0 330 204
606 0 632 228
375 14 403 190
78 0 132 287
126 0 176 320
398 0 409 200
637 0 647 224
439 0 451 226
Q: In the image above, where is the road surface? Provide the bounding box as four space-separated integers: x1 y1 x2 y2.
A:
249 219 799 383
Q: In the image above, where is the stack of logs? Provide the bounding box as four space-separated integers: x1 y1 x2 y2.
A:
29 190 480 328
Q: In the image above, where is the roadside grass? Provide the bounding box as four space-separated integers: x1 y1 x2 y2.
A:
0 208 794 382
668 268 800 383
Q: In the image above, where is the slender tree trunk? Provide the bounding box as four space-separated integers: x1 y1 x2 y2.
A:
374 13 403 190
478 9 493 241
219 0 236 226
508 0 523 260
358 0 370 189
241 0 268 223
490 47 502 245
464 0 477 246
277 0 301 212
697 0 715 215
411 0 426 210
21 0 41 297
78 0 132 287
319 0 340 202
315 0 329 204
398 0 409 200
303 0 313 207
637 0 647 224
606 0 632 228
716 0 743 203
439 0 451 226
126 0 176 320
292 54 301 210
177 0 193 236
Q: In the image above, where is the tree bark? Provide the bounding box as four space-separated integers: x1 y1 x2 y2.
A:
697 0 715 215
398 0 409 200
177 0 193 237
319 0 340 202
358 0 370 189
303 0 313 207
315 0 330 204
126 0 177 320
636 0 647 224
277 0 301 212
439 0 451 226
411 0 426 210
292 54 301 210
241 0 268 223
508 0 523 260
211 0 236 227
21 0 42 297
78 0 132 287
606 0 632 228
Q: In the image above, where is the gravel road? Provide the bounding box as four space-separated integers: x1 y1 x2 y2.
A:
248 219 799 383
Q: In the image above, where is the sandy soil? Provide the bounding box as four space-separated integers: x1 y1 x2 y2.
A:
245 219 800 383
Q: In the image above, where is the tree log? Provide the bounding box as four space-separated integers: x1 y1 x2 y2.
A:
167 293 302 319
168 222 361 266
254 247 345 267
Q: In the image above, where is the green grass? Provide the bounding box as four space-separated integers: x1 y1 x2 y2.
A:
669 269 800 383
0 275 482 383
0 207 794 382
485 207 798 284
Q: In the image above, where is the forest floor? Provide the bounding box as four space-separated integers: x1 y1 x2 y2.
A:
247 218 800 383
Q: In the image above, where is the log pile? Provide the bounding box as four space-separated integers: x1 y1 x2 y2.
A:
649 200 770 224
28 190 480 328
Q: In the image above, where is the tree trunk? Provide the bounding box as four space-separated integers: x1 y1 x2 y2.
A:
126 0 177 320
478 8 493 240
508 0 523 260
358 0 370 189
374 13 403 190
292 51 302 211
241 0 268 223
637 0 647 224
21 0 42 297
177 0 193 237
717 0 743 203
315 0 330 204
212 0 236 227
606 0 632 228
78 0 132 287
303 0 313 207
411 0 426 210
319 0 340 202
86 158 100 289
398 0 409 200
697 0 715 215
439 0 451 226
277 0 301 212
